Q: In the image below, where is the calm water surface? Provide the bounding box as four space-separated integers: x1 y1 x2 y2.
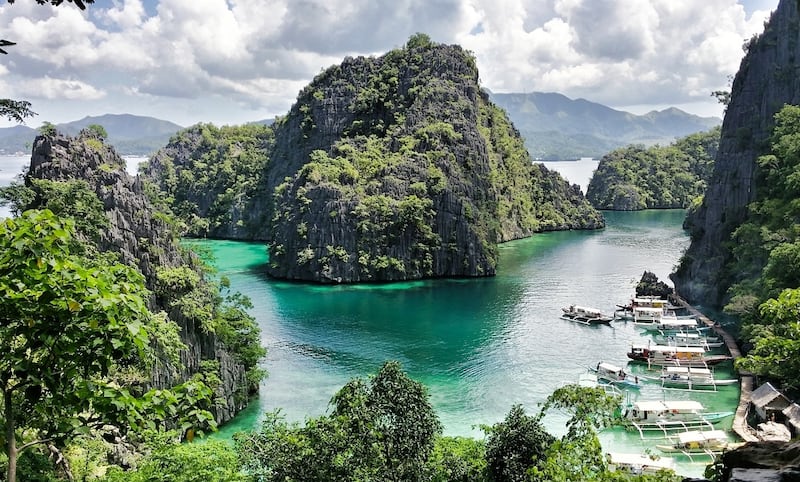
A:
2 153 736 477
195 209 738 478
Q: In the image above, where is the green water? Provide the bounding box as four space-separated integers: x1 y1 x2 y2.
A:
194 210 738 478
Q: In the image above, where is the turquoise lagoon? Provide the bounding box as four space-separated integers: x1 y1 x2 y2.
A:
195 209 738 479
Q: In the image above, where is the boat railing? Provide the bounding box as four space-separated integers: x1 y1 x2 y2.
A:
629 418 715 440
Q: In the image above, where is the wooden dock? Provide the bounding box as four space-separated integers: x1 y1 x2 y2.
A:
673 295 759 442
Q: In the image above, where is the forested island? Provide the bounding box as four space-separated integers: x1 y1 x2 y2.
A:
586 127 719 210
141 34 603 283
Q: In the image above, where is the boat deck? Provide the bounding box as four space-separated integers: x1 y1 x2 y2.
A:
671 295 759 442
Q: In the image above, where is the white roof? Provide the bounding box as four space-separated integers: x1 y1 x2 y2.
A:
632 344 706 354
658 319 698 327
607 453 676 470
663 366 712 375
634 307 664 313
676 430 727 444
598 362 622 372
633 400 705 412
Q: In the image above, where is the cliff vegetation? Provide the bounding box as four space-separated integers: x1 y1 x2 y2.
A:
585 127 719 210
143 34 603 283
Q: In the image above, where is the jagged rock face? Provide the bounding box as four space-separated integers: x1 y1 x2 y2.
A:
673 0 800 306
26 133 248 424
143 124 273 240
717 441 800 482
264 42 603 283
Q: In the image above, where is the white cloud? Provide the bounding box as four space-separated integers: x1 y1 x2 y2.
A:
0 0 780 126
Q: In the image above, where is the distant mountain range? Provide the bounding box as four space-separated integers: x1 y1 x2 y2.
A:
0 94 720 158
489 92 721 160
0 114 183 156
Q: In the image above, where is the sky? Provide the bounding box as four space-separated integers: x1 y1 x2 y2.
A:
0 0 780 128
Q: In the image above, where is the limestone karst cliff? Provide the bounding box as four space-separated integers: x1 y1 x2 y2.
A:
144 36 604 283
17 131 261 424
672 0 800 307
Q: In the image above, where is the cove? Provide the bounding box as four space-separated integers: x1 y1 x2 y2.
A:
193 209 738 478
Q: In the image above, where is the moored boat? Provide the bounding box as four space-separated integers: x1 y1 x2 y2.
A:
659 366 739 390
627 344 732 368
655 430 742 459
590 361 641 389
653 331 723 349
561 305 613 325
621 400 733 438
606 452 677 475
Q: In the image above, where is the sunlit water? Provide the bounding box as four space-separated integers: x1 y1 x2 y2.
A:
194 210 737 479
2 154 737 477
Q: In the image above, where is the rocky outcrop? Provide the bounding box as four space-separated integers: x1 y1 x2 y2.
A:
714 441 800 481
263 39 603 282
672 0 800 307
25 132 249 424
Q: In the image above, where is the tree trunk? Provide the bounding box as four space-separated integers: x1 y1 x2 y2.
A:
4 389 17 482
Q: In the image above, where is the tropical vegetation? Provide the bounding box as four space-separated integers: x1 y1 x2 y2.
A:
586 127 719 210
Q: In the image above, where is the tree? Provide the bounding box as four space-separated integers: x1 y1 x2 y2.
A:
1 209 153 482
236 361 441 481
483 404 554 482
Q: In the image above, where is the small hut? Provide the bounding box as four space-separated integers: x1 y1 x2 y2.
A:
781 403 800 436
750 382 791 422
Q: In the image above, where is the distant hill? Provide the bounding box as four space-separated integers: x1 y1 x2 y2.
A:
0 114 183 156
489 92 721 160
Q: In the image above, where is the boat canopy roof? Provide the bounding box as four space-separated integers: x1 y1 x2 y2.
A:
658 319 698 327
676 430 727 444
607 453 676 469
634 400 705 412
633 297 668 305
631 344 706 354
573 305 603 313
598 362 622 372
634 306 664 313
663 366 713 375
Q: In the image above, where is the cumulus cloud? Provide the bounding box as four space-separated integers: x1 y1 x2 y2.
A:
0 0 779 126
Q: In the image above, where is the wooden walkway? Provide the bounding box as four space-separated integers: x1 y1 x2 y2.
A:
673 295 759 442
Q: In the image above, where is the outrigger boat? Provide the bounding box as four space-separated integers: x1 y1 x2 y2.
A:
590 361 642 389
655 430 743 460
652 331 723 349
659 366 739 390
627 344 732 368
639 317 703 332
605 452 676 475
560 305 613 325
621 400 733 438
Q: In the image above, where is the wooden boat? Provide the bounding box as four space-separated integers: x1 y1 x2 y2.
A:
560 305 613 325
639 317 702 332
621 400 733 438
655 430 743 459
652 331 723 349
660 366 739 390
616 296 677 322
627 344 731 368
590 361 641 389
606 452 676 475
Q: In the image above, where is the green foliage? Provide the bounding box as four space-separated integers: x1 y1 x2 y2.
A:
236 361 441 482
0 210 151 481
83 123 108 139
18 178 109 242
587 127 720 210
141 123 273 237
429 436 488 482
483 404 554 482
406 32 434 50
102 437 248 482
736 288 800 391
0 99 36 123
38 121 57 136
